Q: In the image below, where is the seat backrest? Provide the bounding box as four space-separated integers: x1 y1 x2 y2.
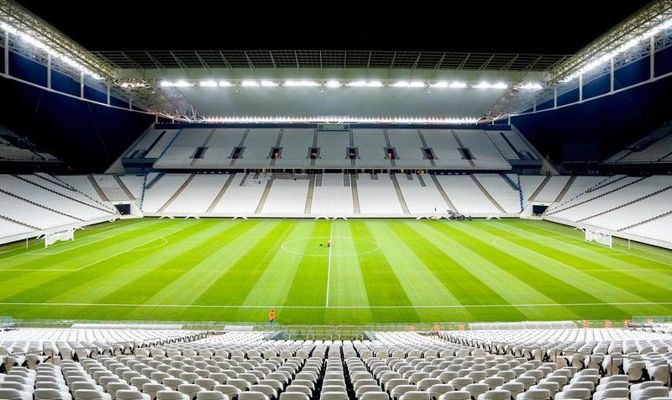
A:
214 385 241 400
74 389 110 400
440 391 470 400
34 388 69 400
238 393 269 400
399 391 430 400
279 393 309 400
197 391 228 400
156 390 190 400
319 393 349 400
559 388 590 400
521 388 550 400
640 387 671 400
116 390 148 400
361 393 391 400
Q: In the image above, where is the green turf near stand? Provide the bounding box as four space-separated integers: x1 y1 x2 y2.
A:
0 218 670 325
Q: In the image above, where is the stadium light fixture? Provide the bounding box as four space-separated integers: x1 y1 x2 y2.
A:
0 21 104 80
430 81 449 88
203 116 480 124
199 80 218 87
346 80 367 87
393 81 410 87
408 81 425 88
516 82 543 90
325 80 342 88
366 81 384 87
120 81 149 88
241 80 259 87
548 0 672 84
284 80 320 87
218 80 233 87
472 82 492 89
472 81 508 89
449 81 468 88
160 80 174 87
261 80 279 87
174 80 193 87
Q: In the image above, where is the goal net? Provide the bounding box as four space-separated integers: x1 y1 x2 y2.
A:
44 229 75 248
585 228 612 248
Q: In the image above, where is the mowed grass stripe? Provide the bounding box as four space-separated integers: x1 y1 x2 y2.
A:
283 221 330 307
524 220 672 265
327 220 373 323
422 222 574 320
444 222 612 306
126 220 280 322
484 221 672 305
0 219 168 270
241 221 319 307
0 220 194 302
456 221 651 318
195 220 297 306
0 218 149 261
504 221 672 292
522 220 672 267
328 221 370 308
7 220 205 303
350 220 420 322
92 219 252 307
396 221 527 321
367 221 472 322
48 220 241 308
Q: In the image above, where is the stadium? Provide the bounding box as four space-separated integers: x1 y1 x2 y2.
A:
0 0 671 399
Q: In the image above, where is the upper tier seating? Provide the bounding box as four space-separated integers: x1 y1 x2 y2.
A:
144 128 532 171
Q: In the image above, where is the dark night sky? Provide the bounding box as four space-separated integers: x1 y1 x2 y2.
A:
15 0 653 54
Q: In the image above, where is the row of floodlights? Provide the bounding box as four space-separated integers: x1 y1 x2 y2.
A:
160 79 544 90
202 116 482 124
0 22 104 80
563 18 672 82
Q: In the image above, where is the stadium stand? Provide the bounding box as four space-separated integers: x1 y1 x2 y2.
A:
5 168 672 246
604 125 672 165
310 174 355 217
133 127 535 171
0 174 119 244
0 327 667 400
0 125 61 165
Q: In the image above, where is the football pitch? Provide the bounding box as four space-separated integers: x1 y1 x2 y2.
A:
0 218 671 325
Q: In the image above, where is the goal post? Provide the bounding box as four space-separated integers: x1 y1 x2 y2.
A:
584 228 612 248
44 228 75 248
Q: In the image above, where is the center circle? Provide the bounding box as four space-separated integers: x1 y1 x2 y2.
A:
280 237 379 257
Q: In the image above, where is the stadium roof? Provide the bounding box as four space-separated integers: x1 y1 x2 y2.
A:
94 50 570 72
2 0 669 120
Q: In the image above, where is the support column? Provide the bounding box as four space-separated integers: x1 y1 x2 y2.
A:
553 88 557 108
578 74 583 102
610 58 615 93
4 30 9 76
650 35 655 79
47 54 52 89
79 71 84 98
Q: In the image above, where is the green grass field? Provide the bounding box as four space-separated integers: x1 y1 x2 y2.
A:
0 218 671 325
